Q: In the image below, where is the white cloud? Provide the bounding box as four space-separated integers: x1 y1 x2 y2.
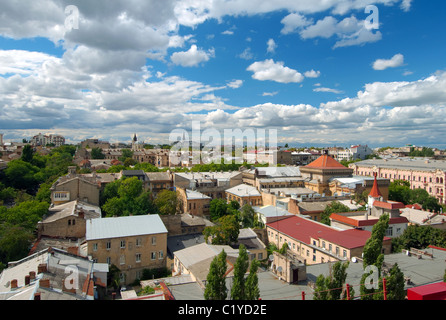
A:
247 59 304 84
313 87 343 94
304 70 321 78
401 0 413 12
238 47 254 60
373 54 405 71
281 13 312 34
262 91 279 97
267 38 277 54
227 79 243 89
171 45 215 67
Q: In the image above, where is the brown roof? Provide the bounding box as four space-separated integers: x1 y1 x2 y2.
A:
304 154 347 169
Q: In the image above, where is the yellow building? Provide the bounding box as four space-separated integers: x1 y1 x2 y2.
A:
86 214 168 285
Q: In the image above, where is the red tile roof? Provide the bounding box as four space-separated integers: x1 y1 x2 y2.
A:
369 173 382 198
304 154 347 169
266 215 386 249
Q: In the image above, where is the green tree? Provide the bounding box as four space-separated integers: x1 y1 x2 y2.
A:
231 244 249 300
238 204 256 228
385 263 406 300
391 224 446 252
4 160 41 193
119 149 133 163
0 200 50 230
204 249 228 300
154 190 179 215
204 214 240 245
0 224 35 264
21 144 34 163
91 147 105 159
245 259 260 300
360 214 389 300
313 261 350 300
320 201 351 225
388 180 412 204
101 177 156 217
209 198 230 221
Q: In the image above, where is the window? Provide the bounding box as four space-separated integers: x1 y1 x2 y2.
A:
258 252 263 260
152 236 156 245
313 255 316 262
72 219 75 226
386 227 393 237
159 250 164 259
136 238 142 247
93 243 98 252
329 244 332 252
106 241 111 250
106 257 111 265
120 240 126 249
322 241 326 249
343 250 347 258
136 253 141 263
68 220 71 226
120 255 125 265
151 252 156 260
336 247 340 256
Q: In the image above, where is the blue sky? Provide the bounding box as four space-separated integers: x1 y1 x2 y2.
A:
0 0 445 148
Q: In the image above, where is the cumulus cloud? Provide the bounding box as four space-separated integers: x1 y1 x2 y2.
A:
373 54 405 71
304 70 321 78
227 79 244 89
171 45 215 67
247 59 304 84
266 38 278 54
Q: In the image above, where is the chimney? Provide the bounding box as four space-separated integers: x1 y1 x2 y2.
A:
11 279 18 289
25 275 30 286
34 293 41 300
37 263 47 274
39 279 50 288
29 271 36 281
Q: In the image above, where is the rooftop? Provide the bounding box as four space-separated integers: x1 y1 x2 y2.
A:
304 154 348 170
352 158 446 171
86 214 167 241
186 189 211 200
267 215 388 249
225 184 261 197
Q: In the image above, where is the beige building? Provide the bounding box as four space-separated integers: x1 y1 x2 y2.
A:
86 214 168 285
177 188 211 217
51 167 101 206
225 184 263 207
38 200 101 239
300 153 354 196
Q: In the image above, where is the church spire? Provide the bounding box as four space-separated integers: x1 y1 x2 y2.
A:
369 172 382 198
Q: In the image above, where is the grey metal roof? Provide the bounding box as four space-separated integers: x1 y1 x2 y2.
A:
353 158 446 172
86 214 167 240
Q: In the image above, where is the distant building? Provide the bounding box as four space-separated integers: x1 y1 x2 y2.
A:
177 188 211 217
350 157 446 205
225 183 263 207
31 133 65 147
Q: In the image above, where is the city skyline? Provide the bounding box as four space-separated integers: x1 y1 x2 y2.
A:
0 1 445 148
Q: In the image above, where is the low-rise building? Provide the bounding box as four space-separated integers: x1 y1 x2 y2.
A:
0 247 107 300
86 214 168 285
225 184 263 207
38 200 101 239
177 188 211 217
266 215 392 265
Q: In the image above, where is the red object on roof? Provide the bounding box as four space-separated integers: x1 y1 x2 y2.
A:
304 154 347 169
373 201 406 210
266 215 384 249
330 213 408 227
407 282 446 300
369 172 382 198
405 203 422 210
